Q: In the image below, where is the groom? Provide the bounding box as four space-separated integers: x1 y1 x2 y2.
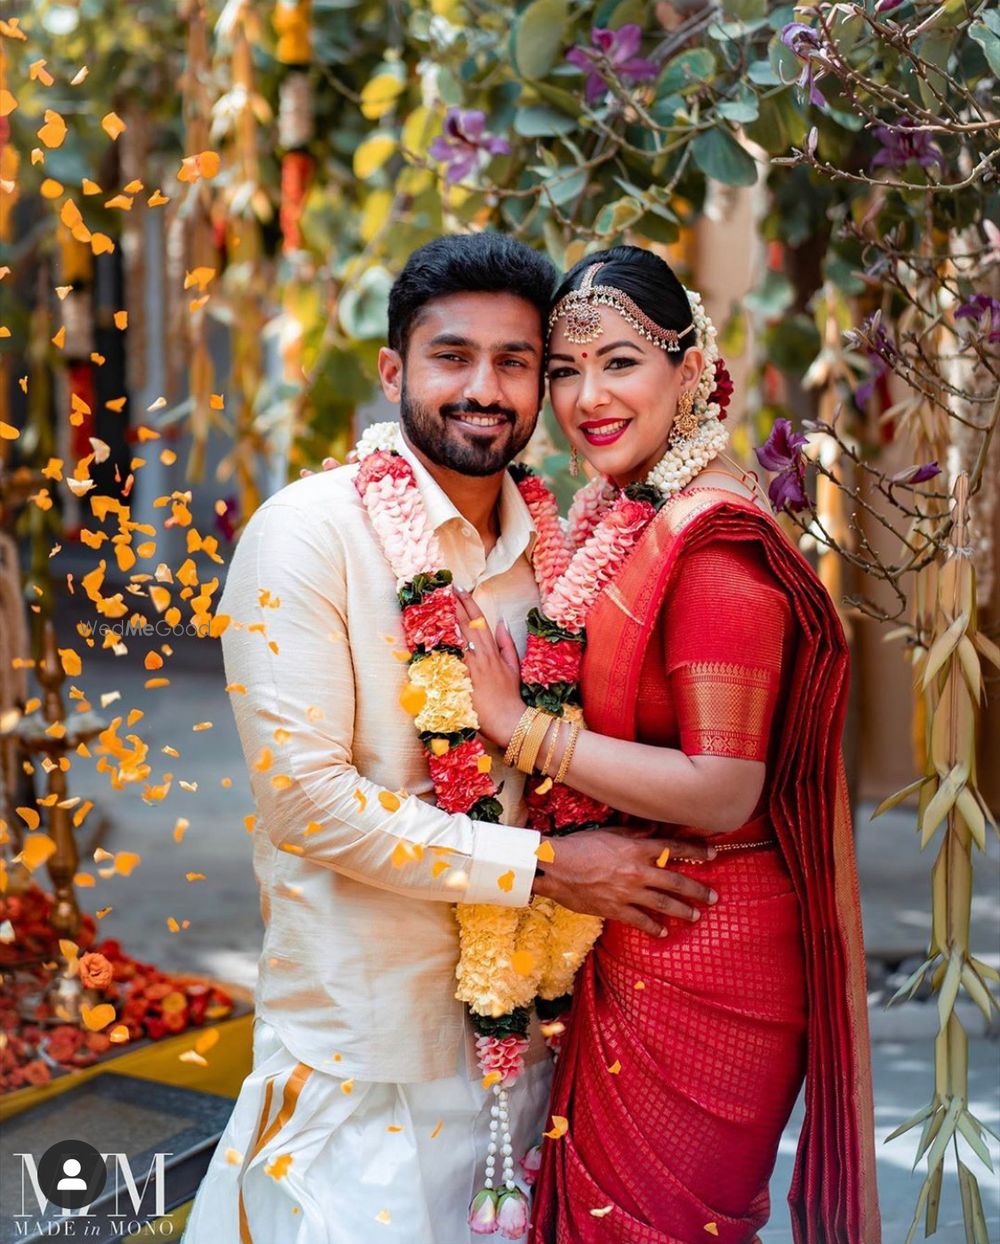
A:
183 233 717 1244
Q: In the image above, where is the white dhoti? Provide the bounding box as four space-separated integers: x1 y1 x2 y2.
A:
182 1018 552 1244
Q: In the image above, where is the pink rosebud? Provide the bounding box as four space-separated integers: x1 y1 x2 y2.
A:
519 1143 542 1187
468 1187 499 1234
496 1188 530 1239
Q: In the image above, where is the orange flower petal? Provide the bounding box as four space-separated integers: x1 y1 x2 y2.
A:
81 1003 116 1032
101 112 126 140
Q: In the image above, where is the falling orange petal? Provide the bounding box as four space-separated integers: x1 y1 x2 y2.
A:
607 1059 621 1075
379 791 401 812
81 1003 116 1032
544 1115 569 1140
511 950 535 976
114 851 141 876
655 847 671 868
398 683 426 716
58 648 82 676
16 806 41 831
38 110 67 147
497 869 515 893
101 112 126 139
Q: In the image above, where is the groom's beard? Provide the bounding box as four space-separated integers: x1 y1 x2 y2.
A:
400 380 537 478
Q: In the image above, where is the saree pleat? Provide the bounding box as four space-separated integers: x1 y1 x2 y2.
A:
531 491 879 1244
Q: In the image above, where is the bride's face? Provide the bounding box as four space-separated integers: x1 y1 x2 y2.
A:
547 304 703 487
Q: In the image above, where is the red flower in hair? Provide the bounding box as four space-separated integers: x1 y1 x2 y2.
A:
709 359 734 419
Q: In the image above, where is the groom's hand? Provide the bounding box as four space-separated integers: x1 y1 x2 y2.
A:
531 829 718 938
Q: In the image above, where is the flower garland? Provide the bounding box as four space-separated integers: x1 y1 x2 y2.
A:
352 428 599 1235
354 288 729 1235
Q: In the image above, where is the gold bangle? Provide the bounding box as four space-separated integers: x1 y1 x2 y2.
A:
540 716 562 778
517 710 555 775
503 707 538 768
554 720 582 786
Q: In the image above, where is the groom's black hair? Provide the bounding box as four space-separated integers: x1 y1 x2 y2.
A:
388 233 557 358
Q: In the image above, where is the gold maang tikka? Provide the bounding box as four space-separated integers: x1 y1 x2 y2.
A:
549 262 698 353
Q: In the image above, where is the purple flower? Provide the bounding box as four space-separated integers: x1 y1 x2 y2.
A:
429 109 510 184
955 293 1000 344
495 1188 530 1240
871 118 945 174
780 22 828 107
467 1187 499 1234
852 316 898 408
892 461 941 485
566 25 657 106
755 418 810 512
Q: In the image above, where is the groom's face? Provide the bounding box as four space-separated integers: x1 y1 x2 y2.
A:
379 292 543 477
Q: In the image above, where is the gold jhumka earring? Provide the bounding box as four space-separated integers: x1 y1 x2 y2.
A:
671 389 699 441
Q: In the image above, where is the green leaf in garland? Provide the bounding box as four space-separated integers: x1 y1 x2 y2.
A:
623 481 665 508
526 607 584 644
419 728 478 752
469 795 505 823
398 569 453 609
474 1007 532 1039
410 643 465 665
523 682 582 712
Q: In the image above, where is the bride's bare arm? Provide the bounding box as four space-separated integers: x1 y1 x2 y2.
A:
524 726 764 834
454 589 766 835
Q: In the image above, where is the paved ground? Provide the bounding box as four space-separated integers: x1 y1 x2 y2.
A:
20 560 1000 1240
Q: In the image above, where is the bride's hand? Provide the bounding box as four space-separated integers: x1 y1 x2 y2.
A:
454 590 525 749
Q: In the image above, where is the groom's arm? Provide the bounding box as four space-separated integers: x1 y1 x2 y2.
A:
218 497 538 906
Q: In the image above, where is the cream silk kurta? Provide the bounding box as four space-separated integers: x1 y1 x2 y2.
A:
217 431 543 1083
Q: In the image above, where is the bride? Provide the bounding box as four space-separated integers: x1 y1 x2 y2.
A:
455 245 880 1244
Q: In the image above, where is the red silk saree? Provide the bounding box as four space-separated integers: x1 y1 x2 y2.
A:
531 489 879 1244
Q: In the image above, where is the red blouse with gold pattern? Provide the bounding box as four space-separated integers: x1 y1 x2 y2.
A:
635 538 793 781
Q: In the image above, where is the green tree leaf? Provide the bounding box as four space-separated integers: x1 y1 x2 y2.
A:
970 18 1000 76
691 127 759 186
512 0 570 80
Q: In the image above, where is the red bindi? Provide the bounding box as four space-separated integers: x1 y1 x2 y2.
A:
581 351 588 358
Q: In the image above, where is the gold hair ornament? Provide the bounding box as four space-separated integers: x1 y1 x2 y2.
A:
549 262 697 352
